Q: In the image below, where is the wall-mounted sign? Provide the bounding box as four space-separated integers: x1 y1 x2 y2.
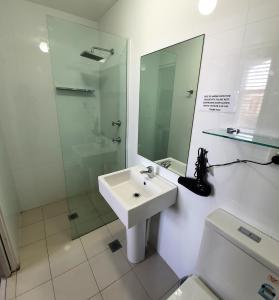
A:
199 93 236 112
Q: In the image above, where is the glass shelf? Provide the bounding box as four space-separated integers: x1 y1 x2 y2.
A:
203 129 279 149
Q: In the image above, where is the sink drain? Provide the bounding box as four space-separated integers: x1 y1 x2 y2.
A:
133 192 141 198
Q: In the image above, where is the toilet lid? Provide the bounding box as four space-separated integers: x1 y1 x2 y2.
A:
167 276 219 300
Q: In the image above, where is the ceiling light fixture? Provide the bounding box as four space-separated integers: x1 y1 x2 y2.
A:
198 0 218 15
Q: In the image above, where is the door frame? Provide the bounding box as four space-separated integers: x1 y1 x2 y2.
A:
0 209 19 277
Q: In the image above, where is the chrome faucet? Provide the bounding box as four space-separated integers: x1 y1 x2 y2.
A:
140 166 155 178
112 137 121 143
160 160 171 169
112 120 121 127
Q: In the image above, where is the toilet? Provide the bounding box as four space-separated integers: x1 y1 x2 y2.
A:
168 209 279 299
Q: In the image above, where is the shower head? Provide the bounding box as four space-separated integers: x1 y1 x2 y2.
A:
80 46 114 62
80 51 105 61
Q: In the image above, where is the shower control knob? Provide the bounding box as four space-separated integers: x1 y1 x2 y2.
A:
112 120 121 127
112 137 121 143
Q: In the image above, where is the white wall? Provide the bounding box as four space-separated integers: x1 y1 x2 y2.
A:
0 0 98 210
100 0 279 277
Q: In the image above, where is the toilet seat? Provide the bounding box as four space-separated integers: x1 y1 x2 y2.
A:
167 276 219 300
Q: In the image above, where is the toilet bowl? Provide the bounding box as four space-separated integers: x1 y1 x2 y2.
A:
168 209 279 300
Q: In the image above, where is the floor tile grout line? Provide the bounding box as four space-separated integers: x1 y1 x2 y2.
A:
20 199 67 225
48 227 113 277
81 224 112 284
16 224 50 297
45 212 71 223
87 254 102 296
19 226 70 251
20 216 44 229
49 258 87 280
15 279 51 298
79 231 104 299
15 271 17 300
41 199 68 217
19 221 71 249
46 227 115 280
19 236 46 249
19 212 71 248
97 267 132 293
131 254 179 300
79 225 113 261
88 242 132 292
20 198 66 214
80 229 133 294
20 203 68 229
131 268 153 300
4 278 7 300
43 216 57 300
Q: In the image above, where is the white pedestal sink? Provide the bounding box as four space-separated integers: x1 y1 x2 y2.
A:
98 165 177 263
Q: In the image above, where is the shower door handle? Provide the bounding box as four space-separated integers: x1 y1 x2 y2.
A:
112 137 121 143
112 120 121 127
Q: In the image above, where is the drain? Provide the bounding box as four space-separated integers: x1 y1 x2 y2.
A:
133 192 141 198
68 212 79 220
108 239 122 253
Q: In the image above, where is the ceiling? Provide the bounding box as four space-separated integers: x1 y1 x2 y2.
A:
26 0 118 21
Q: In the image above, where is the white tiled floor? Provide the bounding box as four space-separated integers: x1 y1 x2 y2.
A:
6 200 179 300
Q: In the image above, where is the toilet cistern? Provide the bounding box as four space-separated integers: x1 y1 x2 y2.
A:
139 166 155 178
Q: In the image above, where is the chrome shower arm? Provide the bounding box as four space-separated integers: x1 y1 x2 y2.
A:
91 47 114 55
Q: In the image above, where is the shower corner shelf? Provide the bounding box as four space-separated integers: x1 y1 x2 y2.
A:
202 129 279 149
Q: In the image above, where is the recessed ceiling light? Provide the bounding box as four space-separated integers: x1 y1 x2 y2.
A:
198 0 217 15
39 41 49 53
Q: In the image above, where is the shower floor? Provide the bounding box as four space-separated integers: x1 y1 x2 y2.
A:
68 192 118 238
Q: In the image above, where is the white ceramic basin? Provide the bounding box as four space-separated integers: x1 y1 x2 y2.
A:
98 165 177 228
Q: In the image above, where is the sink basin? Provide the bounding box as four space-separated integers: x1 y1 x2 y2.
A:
98 165 177 229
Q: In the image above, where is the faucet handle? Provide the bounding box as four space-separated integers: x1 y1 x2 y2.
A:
112 137 121 143
112 120 121 127
146 166 153 172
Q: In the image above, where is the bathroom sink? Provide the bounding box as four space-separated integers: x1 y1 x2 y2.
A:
98 165 177 228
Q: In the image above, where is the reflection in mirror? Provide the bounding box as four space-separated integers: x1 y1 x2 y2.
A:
138 35 204 176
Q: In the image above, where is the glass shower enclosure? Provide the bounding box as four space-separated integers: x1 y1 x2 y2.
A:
47 17 127 238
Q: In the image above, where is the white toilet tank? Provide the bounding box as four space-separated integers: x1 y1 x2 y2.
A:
196 209 279 300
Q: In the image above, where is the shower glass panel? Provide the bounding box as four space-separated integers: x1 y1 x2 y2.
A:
47 17 127 238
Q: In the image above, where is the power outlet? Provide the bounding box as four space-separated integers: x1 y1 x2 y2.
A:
272 154 279 165
266 149 279 162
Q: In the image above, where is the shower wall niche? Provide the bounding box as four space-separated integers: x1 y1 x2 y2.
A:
47 16 127 238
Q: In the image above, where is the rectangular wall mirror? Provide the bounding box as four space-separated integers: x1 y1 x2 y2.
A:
138 35 205 176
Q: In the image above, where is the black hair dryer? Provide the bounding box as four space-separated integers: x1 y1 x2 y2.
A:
178 148 212 197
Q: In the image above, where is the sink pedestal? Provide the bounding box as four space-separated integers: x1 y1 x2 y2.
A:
126 221 146 263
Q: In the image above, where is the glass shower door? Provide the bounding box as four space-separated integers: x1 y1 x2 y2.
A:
47 16 127 238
